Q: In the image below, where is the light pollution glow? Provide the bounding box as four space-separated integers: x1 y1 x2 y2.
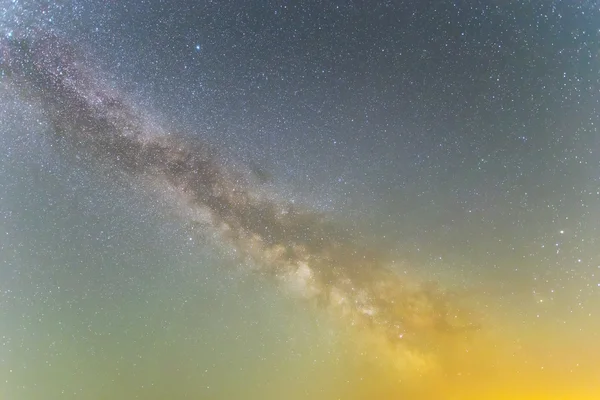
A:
1 29 599 399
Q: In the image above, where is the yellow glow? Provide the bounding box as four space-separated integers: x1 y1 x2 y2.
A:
327 291 600 400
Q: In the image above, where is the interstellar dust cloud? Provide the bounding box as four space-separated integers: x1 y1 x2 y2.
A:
1 29 479 375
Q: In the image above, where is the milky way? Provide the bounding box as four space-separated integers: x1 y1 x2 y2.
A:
1 29 479 374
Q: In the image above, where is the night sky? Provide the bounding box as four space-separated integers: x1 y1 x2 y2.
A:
1 1 599 399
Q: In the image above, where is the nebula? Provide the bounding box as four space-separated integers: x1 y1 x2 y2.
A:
1 29 479 375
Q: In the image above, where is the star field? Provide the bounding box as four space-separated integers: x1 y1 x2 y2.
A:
1 1 600 399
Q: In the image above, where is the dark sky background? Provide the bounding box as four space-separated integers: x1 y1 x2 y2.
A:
57 0 600 298
1 1 600 399
66 3 595 246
